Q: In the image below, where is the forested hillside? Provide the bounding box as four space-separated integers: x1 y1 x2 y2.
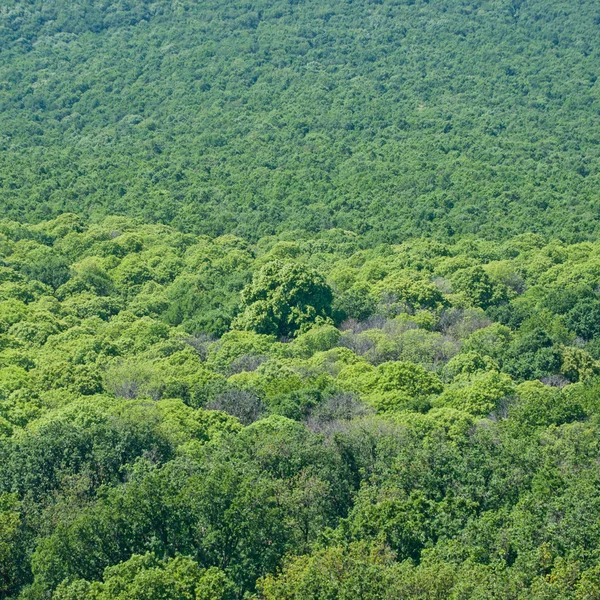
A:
2 215 600 597
2 0 600 241
4 0 600 598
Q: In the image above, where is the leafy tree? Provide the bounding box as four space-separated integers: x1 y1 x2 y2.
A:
5 215 600 599
441 351 499 382
52 553 233 600
0 493 26 598
289 325 342 359
206 330 275 373
566 299 600 341
234 261 334 338
333 282 377 322
433 371 516 416
373 274 447 315
57 259 114 299
503 329 562 381
508 381 586 428
257 543 408 600
19 248 71 289
451 266 506 309
560 346 600 382
462 323 513 360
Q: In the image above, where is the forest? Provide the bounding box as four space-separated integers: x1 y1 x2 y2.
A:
1 0 600 242
2 215 600 597
3 0 600 598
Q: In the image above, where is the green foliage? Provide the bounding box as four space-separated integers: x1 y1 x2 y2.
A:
2 0 600 244
560 346 600 383
288 325 342 359
344 360 443 413
503 328 563 381
206 330 275 373
441 351 499 382
509 381 587 428
234 261 333 338
451 265 507 309
0 492 26 598
333 282 377 322
52 554 233 600
566 298 600 341
3 216 600 598
373 274 447 315
2 0 600 593
462 323 513 360
257 542 407 600
432 371 516 416
363 361 443 398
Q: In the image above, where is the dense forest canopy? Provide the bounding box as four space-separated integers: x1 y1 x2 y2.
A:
4 0 600 598
1 215 600 597
1 0 600 241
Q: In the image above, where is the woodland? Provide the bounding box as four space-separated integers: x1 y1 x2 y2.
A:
2 0 600 599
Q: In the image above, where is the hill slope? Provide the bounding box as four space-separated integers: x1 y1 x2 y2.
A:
1 0 600 240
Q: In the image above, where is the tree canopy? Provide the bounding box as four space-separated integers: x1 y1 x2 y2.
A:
3 0 600 597
1 0 600 242
0 217 599 597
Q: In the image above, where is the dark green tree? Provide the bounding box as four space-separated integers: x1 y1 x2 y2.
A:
234 261 334 338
